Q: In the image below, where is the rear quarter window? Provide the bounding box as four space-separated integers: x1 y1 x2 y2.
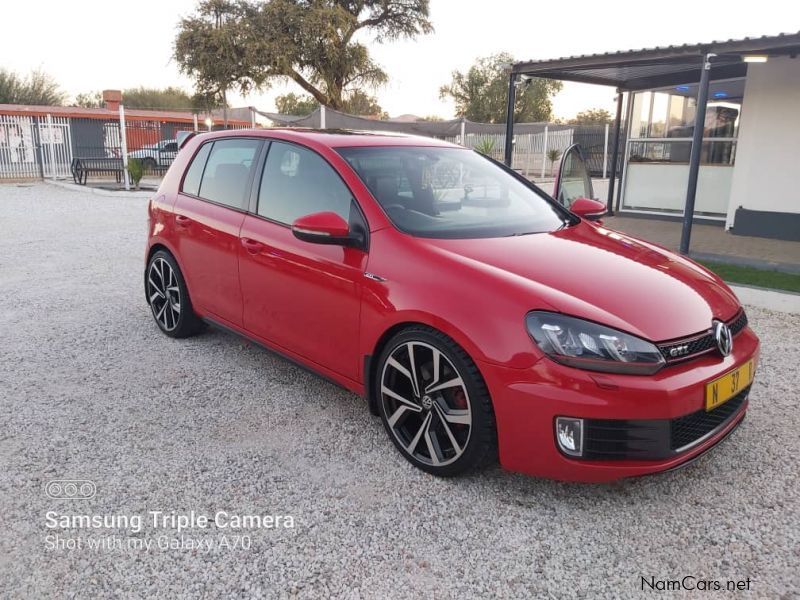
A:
182 142 212 197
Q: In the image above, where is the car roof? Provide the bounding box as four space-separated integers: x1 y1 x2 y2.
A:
195 128 462 149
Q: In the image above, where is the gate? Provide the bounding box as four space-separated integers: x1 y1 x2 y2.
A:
38 116 73 178
0 114 73 179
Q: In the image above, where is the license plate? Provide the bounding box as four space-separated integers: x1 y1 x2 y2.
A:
705 359 755 411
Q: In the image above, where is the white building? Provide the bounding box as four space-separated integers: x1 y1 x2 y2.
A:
508 32 800 243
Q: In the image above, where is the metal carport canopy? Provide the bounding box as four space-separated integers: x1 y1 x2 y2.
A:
505 31 800 255
511 32 800 90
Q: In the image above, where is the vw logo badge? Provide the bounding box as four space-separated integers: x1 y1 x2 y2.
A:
712 320 733 357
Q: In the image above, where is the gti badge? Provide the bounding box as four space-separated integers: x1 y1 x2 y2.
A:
712 320 733 357
669 344 689 358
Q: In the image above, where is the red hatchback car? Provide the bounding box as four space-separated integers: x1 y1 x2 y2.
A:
144 129 758 482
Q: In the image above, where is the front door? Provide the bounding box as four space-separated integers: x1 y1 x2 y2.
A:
238 141 367 381
172 137 262 326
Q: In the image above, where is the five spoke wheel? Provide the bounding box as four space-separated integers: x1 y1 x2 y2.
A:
380 341 473 467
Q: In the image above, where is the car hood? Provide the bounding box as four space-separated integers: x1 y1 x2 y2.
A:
424 222 740 342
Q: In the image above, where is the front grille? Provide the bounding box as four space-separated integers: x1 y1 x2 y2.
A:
729 310 748 336
658 310 748 364
580 387 749 460
670 386 749 451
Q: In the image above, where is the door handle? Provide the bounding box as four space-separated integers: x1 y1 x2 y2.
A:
175 214 192 227
241 238 264 254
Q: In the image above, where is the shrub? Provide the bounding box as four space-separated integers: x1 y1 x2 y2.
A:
474 138 496 156
128 158 144 190
547 149 561 176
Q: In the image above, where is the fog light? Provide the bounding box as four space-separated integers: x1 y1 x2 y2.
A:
555 417 584 457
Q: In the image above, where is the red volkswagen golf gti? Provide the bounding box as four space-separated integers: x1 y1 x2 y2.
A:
144 129 758 482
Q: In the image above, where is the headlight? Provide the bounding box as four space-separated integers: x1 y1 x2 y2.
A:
526 311 665 375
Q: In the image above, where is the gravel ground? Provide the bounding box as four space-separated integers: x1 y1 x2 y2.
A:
1 182 798 599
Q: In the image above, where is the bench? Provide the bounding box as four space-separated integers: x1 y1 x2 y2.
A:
71 157 125 185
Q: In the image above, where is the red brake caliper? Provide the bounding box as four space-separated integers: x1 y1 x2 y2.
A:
452 388 467 410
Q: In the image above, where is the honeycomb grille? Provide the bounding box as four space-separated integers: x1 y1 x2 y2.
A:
658 310 748 364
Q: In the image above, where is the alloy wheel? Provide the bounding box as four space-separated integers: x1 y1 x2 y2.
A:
147 257 181 331
380 341 472 467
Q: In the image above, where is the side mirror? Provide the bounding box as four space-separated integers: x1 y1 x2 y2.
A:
570 197 607 221
292 212 352 246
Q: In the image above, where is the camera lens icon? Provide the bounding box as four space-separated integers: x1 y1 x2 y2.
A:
46 480 95 499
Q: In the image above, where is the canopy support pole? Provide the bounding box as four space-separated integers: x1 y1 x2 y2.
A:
504 72 517 167
679 53 715 255
606 91 624 215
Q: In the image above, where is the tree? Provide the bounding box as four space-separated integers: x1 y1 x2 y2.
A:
275 90 386 118
175 0 433 112
175 0 263 124
73 91 103 108
439 53 562 124
0 69 65 105
275 92 319 116
342 90 387 118
121 86 197 110
569 108 613 126
72 87 223 111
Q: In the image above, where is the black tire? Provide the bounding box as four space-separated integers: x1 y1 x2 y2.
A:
375 325 497 477
142 157 157 171
144 250 202 338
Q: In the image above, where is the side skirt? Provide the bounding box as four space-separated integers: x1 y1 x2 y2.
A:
200 315 366 399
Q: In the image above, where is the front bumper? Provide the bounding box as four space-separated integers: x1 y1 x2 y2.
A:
479 326 759 482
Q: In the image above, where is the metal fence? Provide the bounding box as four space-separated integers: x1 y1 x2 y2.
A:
443 128 577 179
0 108 249 185
2 107 624 185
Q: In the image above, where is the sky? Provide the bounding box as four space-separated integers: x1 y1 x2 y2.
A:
3 0 799 120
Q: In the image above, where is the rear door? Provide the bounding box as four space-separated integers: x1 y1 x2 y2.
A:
173 137 263 326
238 140 368 380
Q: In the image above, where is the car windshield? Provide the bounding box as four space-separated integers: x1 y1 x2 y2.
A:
337 146 569 238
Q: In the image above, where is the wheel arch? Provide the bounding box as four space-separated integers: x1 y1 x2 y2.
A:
364 317 488 416
145 241 192 302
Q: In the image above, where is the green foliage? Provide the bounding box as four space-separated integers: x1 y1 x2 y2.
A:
0 68 65 105
569 108 614 126
342 90 387 118
547 149 561 175
73 91 103 108
473 138 496 156
127 158 144 190
275 92 319 116
275 89 386 118
419 115 444 122
121 86 198 110
174 0 261 110
175 0 432 110
440 53 562 124
698 261 800 293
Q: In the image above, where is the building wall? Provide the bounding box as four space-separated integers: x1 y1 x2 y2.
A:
727 57 800 240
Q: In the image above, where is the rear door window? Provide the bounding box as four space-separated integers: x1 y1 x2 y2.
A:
189 139 261 209
198 139 261 209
